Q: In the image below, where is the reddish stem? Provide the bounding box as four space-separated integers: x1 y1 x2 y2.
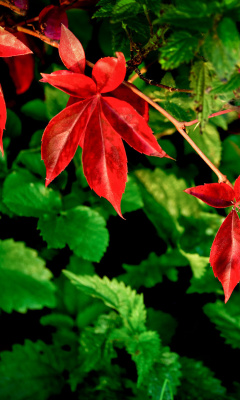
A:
0 0 26 15
16 26 59 48
184 109 234 127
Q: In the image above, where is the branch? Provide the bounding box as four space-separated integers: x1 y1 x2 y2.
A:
133 67 192 93
15 26 59 48
0 0 26 16
184 109 234 127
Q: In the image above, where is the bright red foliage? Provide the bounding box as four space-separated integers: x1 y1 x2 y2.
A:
41 25 170 217
185 178 240 302
0 28 32 57
0 86 6 156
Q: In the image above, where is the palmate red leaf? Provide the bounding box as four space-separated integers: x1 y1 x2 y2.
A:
184 183 235 208
234 176 240 203
0 85 6 156
0 28 32 57
41 26 170 216
210 210 240 302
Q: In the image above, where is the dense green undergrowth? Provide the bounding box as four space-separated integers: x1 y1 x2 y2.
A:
1 0 240 399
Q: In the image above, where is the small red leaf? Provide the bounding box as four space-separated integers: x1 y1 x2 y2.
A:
111 82 149 122
210 210 240 302
40 71 96 98
0 28 32 57
101 96 169 158
92 53 126 93
184 183 235 208
0 85 6 156
4 54 34 94
234 176 240 203
41 99 94 185
59 25 85 74
82 101 127 217
39 5 68 41
12 0 29 10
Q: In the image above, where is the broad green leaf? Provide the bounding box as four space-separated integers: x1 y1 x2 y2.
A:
67 9 93 48
147 308 177 346
220 135 240 182
5 109 21 137
14 149 46 178
203 18 240 79
177 357 227 399
45 85 69 120
119 250 188 289
190 61 214 128
179 248 209 278
160 31 199 69
38 206 109 262
135 168 200 242
112 0 140 22
185 123 222 167
0 340 65 400
21 99 48 121
0 239 56 313
3 169 61 217
63 272 147 332
210 72 240 95
121 175 143 214
204 294 240 348
187 267 223 294
126 331 161 387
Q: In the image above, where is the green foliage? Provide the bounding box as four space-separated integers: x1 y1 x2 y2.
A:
0 239 56 313
204 294 240 348
0 340 65 400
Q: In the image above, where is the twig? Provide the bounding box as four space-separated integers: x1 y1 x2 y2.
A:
0 0 26 16
13 16 39 28
122 80 234 188
16 26 59 48
133 67 192 93
184 109 234 127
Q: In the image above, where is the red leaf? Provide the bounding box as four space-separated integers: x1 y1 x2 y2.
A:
92 53 126 93
41 99 94 185
101 96 169 158
82 101 128 217
111 82 149 122
12 0 29 10
234 176 240 203
0 28 32 57
4 54 34 94
59 25 85 74
184 183 235 208
210 210 240 302
40 71 96 98
39 6 68 41
0 85 6 156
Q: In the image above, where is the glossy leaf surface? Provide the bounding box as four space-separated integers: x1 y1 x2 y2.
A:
59 25 85 73
210 210 240 303
0 28 32 57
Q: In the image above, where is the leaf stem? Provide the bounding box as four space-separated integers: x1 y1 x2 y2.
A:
0 0 26 16
184 109 234 127
15 26 59 48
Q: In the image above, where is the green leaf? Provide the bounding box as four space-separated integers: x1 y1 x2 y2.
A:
210 72 240 95
220 135 240 182
0 239 56 313
160 31 199 69
121 175 143 214
112 0 140 23
190 61 214 128
5 109 21 137
203 18 240 79
0 340 65 400
38 206 109 262
14 149 46 178
63 272 147 332
204 294 240 348
45 85 69 120
119 250 188 289
187 267 223 294
147 308 177 346
177 357 227 399
3 170 62 217
185 123 222 167
67 9 93 48
135 168 200 243
21 99 48 121
126 331 161 387
179 248 209 278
